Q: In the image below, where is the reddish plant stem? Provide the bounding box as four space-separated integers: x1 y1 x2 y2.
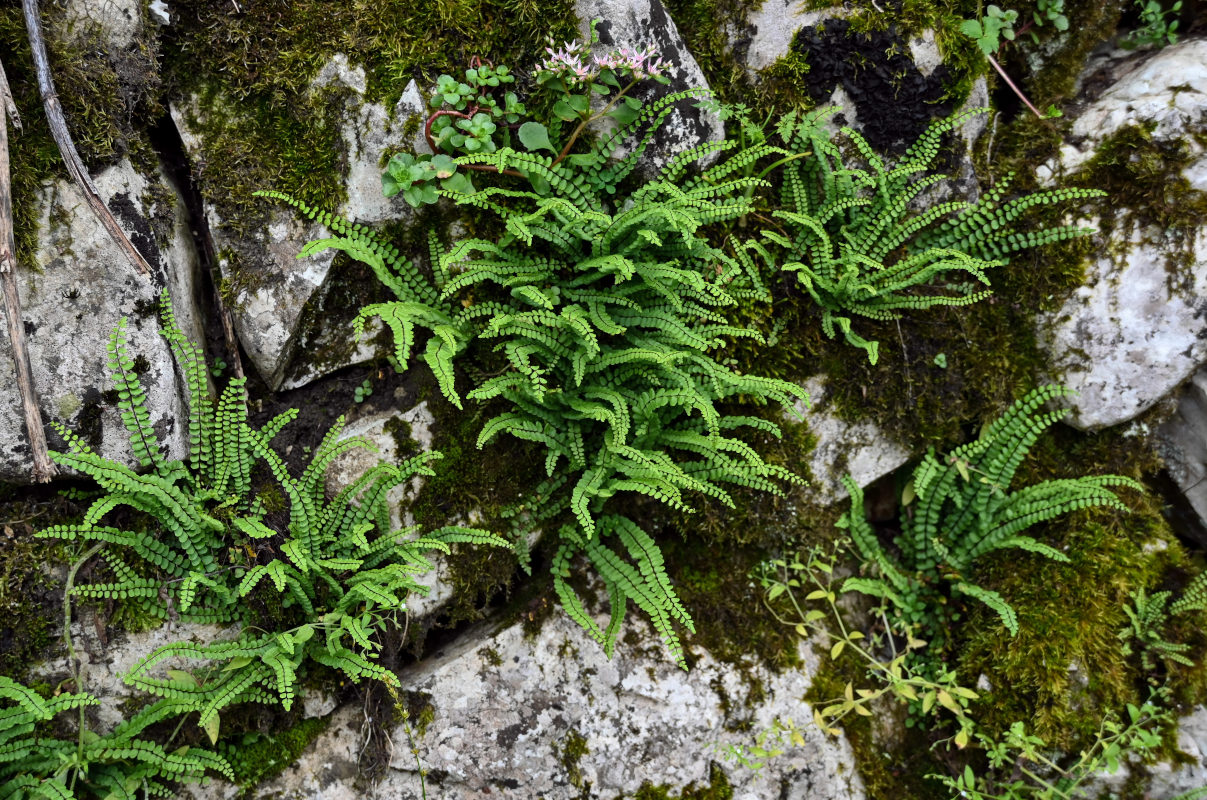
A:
423 107 523 178
424 108 476 153
987 53 1046 119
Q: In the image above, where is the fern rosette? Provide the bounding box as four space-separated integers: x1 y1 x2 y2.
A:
38 295 507 739
840 386 1142 642
264 89 810 668
773 106 1106 364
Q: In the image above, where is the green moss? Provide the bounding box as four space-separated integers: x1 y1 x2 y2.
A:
161 0 580 276
0 485 86 680
0 3 158 269
662 0 761 108
219 715 330 790
956 423 1192 750
663 537 803 671
622 761 734 799
1064 122 1207 277
402 690 437 738
557 728 590 793
407 382 543 631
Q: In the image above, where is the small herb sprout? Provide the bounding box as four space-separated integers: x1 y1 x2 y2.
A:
354 377 373 404
960 5 1018 55
1032 0 1069 36
933 353 947 368
210 357 227 377
383 20 673 207
1123 0 1181 49
960 6 1061 120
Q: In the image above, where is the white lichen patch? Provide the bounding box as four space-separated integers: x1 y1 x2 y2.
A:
221 611 864 800
797 376 913 505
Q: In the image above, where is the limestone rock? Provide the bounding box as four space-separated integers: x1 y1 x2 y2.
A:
37 616 230 734
576 0 724 171
0 160 202 482
1139 704 1207 798
212 612 866 800
798 377 913 505
64 0 142 50
1156 368 1207 537
171 73 428 391
737 1 839 73
1036 39 1207 430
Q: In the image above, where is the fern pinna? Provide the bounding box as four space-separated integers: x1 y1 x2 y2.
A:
260 89 810 668
840 386 1142 640
772 107 1105 364
0 677 232 798
39 294 507 739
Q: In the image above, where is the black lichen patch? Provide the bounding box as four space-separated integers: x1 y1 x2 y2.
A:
790 19 956 152
106 192 162 271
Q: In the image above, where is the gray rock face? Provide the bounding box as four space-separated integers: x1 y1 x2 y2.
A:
1140 704 1207 798
1157 368 1207 536
797 377 913 506
37 617 231 734
735 1 843 73
1037 39 1207 430
576 0 725 171
205 612 865 800
172 73 428 391
0 160 202 482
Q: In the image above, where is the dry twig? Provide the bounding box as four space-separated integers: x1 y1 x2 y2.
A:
0 56 55 481
22 0 151 276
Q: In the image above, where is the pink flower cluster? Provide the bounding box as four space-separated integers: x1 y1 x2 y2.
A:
537 40 671 84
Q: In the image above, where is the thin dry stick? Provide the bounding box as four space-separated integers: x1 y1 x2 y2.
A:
22 0 151 277
0 57 55 482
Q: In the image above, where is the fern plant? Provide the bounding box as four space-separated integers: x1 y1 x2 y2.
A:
0 677 231 798
38 294 507 739
260 87 810 668
770 106 1105 364
1119 569 1207 670
840 385 1142 639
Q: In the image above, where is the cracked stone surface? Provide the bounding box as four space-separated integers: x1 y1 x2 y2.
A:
1157 367 1207 536
1036 39 1207 430
194 611 866 800
797 376 913 505
172 70 428 391
576 0 725 172
0 159 202 482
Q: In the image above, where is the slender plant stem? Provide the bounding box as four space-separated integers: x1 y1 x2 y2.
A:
986 54 1046 119
552 78 639 166
64 541 104 791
